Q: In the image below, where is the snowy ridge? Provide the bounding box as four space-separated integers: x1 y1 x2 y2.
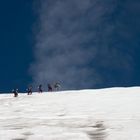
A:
0 87 140 140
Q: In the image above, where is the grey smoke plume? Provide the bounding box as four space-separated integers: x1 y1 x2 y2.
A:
31 0 134 90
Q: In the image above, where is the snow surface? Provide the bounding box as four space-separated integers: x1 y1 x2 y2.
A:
0 87 140 140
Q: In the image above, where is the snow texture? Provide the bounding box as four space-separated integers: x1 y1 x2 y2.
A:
0 87 140 140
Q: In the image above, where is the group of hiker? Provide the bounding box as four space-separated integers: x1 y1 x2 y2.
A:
12 82 61 97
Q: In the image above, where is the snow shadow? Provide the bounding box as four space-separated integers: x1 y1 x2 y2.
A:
86 121 106 140
12 138 26 140
38 117 107 140
4 117 107 140
11 132 34 140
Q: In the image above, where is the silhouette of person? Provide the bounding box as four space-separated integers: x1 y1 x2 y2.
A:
48 84 52 92
54 82 61 91
38 84 43 93
12 88 18 97
27 86 32 95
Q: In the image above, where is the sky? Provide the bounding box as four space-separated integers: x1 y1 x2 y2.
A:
0 0 34 92
0 0 140 92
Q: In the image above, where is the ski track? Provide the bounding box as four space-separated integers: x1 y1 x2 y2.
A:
0 87 140 140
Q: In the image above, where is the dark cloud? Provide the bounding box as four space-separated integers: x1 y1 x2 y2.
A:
30 0 139 89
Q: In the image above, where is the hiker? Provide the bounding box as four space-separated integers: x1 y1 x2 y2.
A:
48 84 52 92
12 88 18 97
38 84 43 93
54 82 61 91
27 86 32 95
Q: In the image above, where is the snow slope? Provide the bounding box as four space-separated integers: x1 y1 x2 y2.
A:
0 87 140 140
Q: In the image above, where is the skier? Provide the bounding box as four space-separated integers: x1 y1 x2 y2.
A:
48 84 52 92
27 86 32 95
54 82 61 91
12 88 18 97
38 84 43 93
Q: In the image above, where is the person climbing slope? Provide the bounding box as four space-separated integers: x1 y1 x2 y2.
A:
27 85 32 95
54 82 61 91
38 84 43 93
12 88 18 97
48 84 52 92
